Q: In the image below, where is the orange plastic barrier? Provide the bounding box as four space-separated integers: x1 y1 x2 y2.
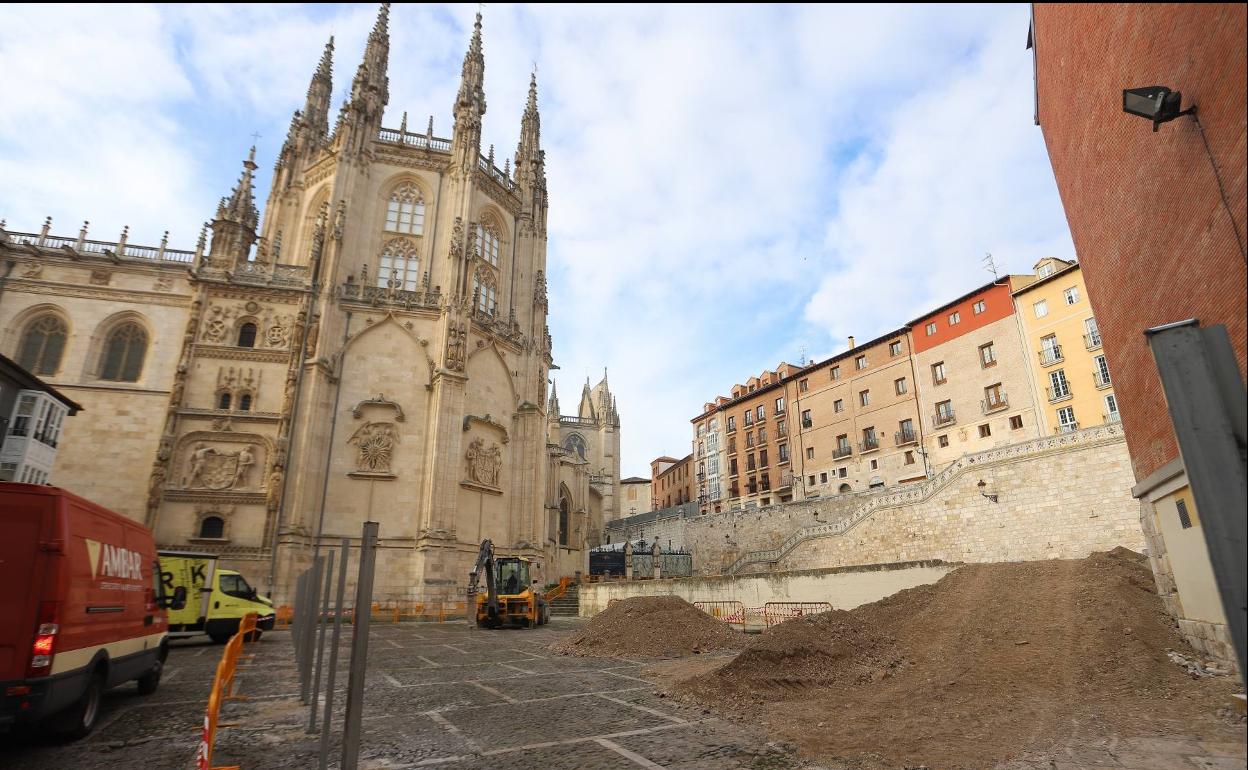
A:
347 599 470 624
272 605 294 629
694 600 745 624
195 613 259 770
763 601 833 627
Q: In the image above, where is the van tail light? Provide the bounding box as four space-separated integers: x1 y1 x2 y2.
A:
27 601 60 678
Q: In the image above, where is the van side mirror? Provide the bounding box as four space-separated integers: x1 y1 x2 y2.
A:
164 585 188 611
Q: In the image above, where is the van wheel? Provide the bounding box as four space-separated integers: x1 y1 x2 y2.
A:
243 630 262 642
55 669 105 741
208 632 231 644
137 659 162 696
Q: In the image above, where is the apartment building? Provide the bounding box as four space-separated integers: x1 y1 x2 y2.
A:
912 280 1041 469
1012 258 1119 434
651 454 695 509
791 331 927 497
691 402 728 513
720 364 800 508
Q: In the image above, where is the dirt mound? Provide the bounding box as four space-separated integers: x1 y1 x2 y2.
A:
552 596 745 658
709 610 907 698
677 549 1232 769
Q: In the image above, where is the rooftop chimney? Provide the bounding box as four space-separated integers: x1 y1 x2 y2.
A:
848 335 856 349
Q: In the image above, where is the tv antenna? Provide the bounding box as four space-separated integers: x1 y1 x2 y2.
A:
983 252 999 280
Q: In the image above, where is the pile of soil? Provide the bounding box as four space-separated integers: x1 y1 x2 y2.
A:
676 548 1235 769
552 596 745 658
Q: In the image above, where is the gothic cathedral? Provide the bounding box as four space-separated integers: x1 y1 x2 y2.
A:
0 5 620 602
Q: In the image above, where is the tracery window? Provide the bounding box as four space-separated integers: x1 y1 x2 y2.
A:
474 273 497 316
199 516 225 539
477 223 500 267
377 238 420 291
99 322 147 382
384 183 425 235
16 314 67 375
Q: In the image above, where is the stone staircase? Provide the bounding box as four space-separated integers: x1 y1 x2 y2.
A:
548 583 580 617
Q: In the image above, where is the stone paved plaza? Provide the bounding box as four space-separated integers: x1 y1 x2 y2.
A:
1 619 1243 769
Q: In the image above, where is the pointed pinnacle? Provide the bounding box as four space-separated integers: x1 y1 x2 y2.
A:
528 72 538 110
374 3 390 37
317 36 334 78
245 145 257 169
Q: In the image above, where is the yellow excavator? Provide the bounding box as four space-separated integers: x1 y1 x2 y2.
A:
467 539 551 629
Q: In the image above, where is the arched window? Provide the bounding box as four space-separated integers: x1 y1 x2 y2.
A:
558 497 570 547
476 223 501 267
377 238 420 291
198 516 225 539
99 322 147 382
384 183 425 235
237 322 257 348
473 272 497 316
218 392 232 410
16 314 67 375
563 434 587 460
239 393 252 411
838 483 852 494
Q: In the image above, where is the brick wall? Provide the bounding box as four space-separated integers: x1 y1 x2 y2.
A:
1033 4 1247 481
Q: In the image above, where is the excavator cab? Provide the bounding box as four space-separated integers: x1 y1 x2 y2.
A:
468 540 550 629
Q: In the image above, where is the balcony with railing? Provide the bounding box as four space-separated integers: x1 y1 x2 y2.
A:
1038 345 1064 367
1046 385 1073 404
894 428 918 446
981 393 1009 414
858 436 880 454
1084 332 1102 350
3 222 196 264
1104 411 1121 424
832 445 853 460
801 417 813 429
340 281 442 311
1055 421 1080 434
1093 369 1112 390
933 408 956 428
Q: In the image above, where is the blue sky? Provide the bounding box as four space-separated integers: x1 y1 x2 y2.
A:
0 3 1075 476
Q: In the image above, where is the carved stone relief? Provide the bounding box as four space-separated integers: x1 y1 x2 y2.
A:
346 394 404 480
445 322 467 372
90 268 111 286
183 441 260 490
465 438 502 489
21 262 43 279
347 422 398 477
154 275 174 292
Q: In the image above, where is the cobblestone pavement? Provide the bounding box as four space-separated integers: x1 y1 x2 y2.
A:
1 619 1243 770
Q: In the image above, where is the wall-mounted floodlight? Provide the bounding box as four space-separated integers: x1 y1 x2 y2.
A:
1123 86 1196 132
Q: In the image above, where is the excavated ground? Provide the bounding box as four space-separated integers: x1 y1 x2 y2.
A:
668 548 1244 769
551 595 747 658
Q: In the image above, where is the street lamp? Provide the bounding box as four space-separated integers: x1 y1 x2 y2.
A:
1122 86 1196 132
977 479 999 504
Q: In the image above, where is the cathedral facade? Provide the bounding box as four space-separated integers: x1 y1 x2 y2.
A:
0 5 617 602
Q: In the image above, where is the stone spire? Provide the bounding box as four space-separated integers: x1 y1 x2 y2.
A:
547 380 560 416
515 72 541 169
209 146 260 264
514 71 547 235
451 11 486 173
302 36 335 145
336 4 390 156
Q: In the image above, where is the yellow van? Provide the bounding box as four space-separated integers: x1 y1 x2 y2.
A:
158 551 274 643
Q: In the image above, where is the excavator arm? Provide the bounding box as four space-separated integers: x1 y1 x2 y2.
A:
467 539 499 624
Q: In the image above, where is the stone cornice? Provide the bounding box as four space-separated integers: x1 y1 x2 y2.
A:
4 279 193 307
202 285 307 303
163 490 266 505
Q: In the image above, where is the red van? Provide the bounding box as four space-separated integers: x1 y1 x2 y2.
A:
0 483 179 739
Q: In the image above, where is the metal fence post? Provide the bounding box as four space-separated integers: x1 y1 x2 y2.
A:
299 557 323 704
341 521 379 770
318 538 350 770
308 549 335 733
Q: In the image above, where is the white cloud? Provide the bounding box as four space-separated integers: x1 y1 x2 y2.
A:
0 4 1074 476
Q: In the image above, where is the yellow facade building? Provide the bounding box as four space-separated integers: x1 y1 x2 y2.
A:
1011 258 1119 435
